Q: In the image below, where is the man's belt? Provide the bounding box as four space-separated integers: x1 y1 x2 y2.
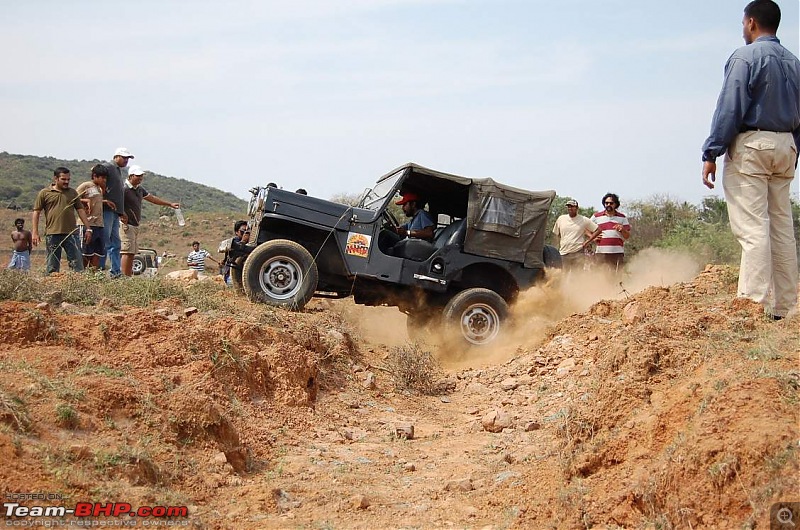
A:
740 125 787 133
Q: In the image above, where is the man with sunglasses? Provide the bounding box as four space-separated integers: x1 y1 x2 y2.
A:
701 0 799 321
222 220 250 283
584 193 630 273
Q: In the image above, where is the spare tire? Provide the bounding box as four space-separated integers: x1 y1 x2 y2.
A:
242 239 318 310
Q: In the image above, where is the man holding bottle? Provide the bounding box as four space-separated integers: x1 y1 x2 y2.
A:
119 165 180 277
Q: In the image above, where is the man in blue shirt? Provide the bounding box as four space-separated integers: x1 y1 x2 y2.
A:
394 192 435 242
701 0 800 320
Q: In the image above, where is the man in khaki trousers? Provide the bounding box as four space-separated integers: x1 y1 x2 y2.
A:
701 0 800 320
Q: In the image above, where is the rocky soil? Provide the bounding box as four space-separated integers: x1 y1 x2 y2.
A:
0 264 797 529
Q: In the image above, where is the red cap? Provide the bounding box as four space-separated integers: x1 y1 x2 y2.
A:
396 192 421 205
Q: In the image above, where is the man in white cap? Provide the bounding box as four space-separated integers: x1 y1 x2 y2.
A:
120 165 180 276
100 147 134 278
553 199 597 272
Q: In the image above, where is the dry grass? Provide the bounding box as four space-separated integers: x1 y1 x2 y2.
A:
0 389 31 432
384 342 443 395
0 269 233 313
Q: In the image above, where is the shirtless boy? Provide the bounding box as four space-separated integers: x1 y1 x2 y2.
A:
8 218 32 270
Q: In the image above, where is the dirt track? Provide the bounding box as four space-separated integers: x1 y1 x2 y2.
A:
0 263 798 529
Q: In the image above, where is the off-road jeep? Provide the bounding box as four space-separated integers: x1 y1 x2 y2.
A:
132 248 159 278
222 163 560 347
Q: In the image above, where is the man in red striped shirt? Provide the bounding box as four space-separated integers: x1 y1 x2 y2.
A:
584 193 631 273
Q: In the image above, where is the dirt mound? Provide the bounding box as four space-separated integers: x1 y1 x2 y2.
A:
501 265 798 528
0 299 358 524
0 264 796 529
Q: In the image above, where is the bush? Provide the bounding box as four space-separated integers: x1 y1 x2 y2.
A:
0 270 45 301
385 342 443 395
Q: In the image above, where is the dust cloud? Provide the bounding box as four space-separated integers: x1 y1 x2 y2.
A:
496 248 703 363
335 248 703 369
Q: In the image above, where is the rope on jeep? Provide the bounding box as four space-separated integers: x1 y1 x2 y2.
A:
291 206 356 310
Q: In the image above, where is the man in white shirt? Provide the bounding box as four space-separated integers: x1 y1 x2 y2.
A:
552 199 597 272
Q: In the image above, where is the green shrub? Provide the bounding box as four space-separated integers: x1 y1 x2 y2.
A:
656 220 740 264
0 270 45 301
55 403 79 429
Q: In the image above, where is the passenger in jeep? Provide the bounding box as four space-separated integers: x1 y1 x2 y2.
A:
393 192 435 242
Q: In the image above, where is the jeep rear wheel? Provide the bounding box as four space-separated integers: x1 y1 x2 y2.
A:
242 240 318 310
406 310 440 344
443 288 509 346
543 244 562 268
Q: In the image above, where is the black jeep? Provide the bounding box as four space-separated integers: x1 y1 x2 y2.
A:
221 163 560 347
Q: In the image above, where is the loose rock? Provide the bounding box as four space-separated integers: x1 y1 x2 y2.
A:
445 478 474 492
481 410 512 433
350 494 370 510
394 423 414 440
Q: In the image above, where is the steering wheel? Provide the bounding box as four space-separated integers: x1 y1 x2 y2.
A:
383 209 399 229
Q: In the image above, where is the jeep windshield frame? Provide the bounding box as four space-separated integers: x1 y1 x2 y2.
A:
358 168 406 211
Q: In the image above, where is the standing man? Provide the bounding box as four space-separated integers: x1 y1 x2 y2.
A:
701 0 799 321
31 167 93 275
120 165 180 277
585 193 630 273
76 164 109 270
187 241 218 274
7 218 32 271
222 221 250 283
100 147 133 278
553 199 597 273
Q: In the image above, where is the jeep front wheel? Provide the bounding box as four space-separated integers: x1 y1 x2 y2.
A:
443 288 509 346
242 240 318 310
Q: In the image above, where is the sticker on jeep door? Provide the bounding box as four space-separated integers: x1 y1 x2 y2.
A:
345 232 371 258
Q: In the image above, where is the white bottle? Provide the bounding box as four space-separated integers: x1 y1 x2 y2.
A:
175 207 185 226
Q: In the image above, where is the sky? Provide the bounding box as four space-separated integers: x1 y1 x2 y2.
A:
1 0 798 208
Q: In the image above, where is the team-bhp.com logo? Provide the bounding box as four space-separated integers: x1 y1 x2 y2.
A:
3 502 189 526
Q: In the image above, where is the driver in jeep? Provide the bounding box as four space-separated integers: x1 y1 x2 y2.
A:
392 192 435 242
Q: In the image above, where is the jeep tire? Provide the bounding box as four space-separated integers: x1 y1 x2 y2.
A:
230 262 244 293
443 288 509 346
243 239 319 310
543 244 562 268
132 255 146 275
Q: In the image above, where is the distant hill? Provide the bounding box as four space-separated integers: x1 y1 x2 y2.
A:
0 152 247 216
